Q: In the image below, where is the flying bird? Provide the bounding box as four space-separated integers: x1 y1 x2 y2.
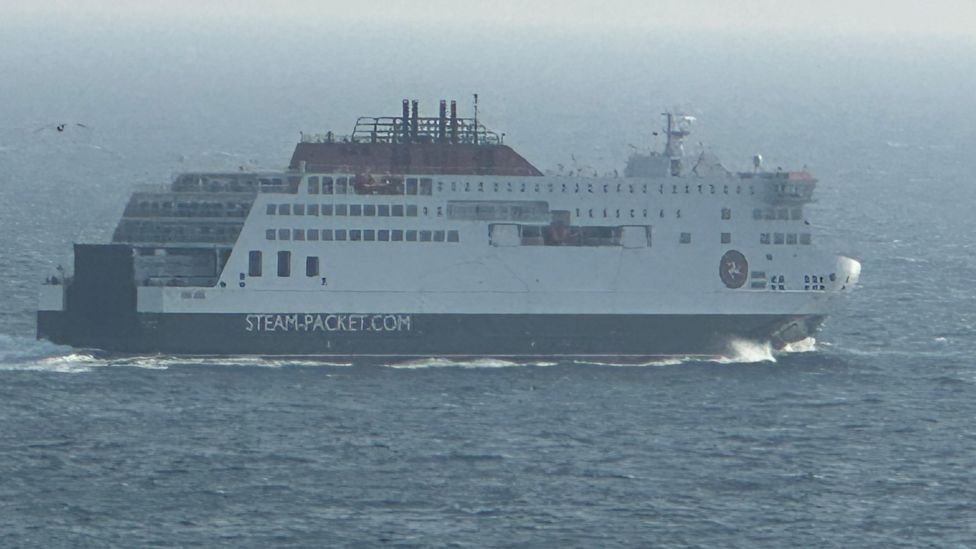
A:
34 123 90 134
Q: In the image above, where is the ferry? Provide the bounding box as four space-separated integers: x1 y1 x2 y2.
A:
37 98 861 360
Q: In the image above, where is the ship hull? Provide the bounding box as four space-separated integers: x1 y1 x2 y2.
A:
37 311 823 361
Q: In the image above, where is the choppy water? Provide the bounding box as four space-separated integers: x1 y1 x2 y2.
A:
1 23 975 547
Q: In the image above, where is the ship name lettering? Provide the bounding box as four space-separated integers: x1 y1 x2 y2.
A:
244 314 411 333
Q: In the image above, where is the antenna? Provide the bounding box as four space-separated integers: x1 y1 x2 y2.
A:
473 93 479 145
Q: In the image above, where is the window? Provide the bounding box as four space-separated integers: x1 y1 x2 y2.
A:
680 232 692 244
774 233 785 244
293 229 305 241
335 204 347 216
335 177 348 194
248 251 262 276
721 208 732 220
800 233 812 245
322 229 333 241
322 177 333 194
266 204 276 215
760 233 771 244
294 204 305 216
350 204 362 216
420 178 433 195
407 205 418 217
406 178 418 195
277 251 291 277
392 205 404 217
308 176 320 194
406 230 418 241
433 230 445 242
419 230 432 242
279 204 291 215
322 204 333 216
266 229 275 240
278 229 290 240
721 232 731 244
364 205 376 216
306 256 319 277
307 204 319 216
392 229 404 241
787 233 797 245
777 209 789 220
447 230 459 242
364 229 375 241
334 229 346 241
350 229 362 241
791 208 803 220
378 229 390 241
307 229 319 241
378 204 390 217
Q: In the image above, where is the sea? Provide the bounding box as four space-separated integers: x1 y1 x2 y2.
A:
0 21 974 547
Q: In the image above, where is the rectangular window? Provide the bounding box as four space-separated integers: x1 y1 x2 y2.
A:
777 209 789 220
392 229 404 241
406 205 418 217
277 251 291 277
406 178 418 195
420 230 432 242
293 229 305 241
322 177 334 194
248 251 262 276
266 204 276 215
294 204 305 216
760 233 771 244
349 229 362 241
322 229 333 241
787 233 797 245
447 230 459 242
350 204 362 216
279 204 291 215
278 229 290 240
679 232 692 244
774 233 785 244
307 229 319 241
378 230 390 241
721 208 732 220
306 256 319 277
721 232 731 244
335 204 347 216
364 229 375 241
420 178 433 195
392 205 404 217
322 204 333 216
763 209 775 220
364 204 376 216
335 177 348 195
406 230 418 242
433 230 445 242
308 176 320 194
307 204 319 216
791 208 803 220
800 233 812 245
334 229 346 241
378 205 390 217
266 229 276 240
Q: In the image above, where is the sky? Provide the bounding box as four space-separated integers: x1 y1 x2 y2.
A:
7 0 976 37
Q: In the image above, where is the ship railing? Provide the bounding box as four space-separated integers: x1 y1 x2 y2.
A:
347 116 501 145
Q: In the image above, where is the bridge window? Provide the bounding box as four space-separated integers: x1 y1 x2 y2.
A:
335 177 348 195
322 177 333 194
307 204 319 216
350 205 362 216
392 229 404 241
364 205 376 216
248 251 262 277
392 205 404 216
266 229 275 240
448 230 459 242
278 204 290 215
278 229 290 240
277 251 290 277
322 204 333 216
406 178 418 195
378 205 390 217
334 229 346 241
420 178 433 195
308 176 320 194
266 204 276 215
306 256 319 277
294 204 305 216
307 230 319 241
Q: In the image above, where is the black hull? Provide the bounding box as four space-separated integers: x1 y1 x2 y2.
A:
37 311 824 360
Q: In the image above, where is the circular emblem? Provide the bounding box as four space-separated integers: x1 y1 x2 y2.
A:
720 250 748 289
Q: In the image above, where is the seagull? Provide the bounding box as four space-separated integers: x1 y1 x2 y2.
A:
34 123 90 134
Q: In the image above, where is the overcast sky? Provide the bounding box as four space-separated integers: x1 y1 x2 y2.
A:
8 0 976 37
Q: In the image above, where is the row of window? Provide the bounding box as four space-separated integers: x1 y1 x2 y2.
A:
248 251 320 278
265 228 460 243
760 233 812 245
753 208 803 221
267 203 433 218
304 176 766 197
